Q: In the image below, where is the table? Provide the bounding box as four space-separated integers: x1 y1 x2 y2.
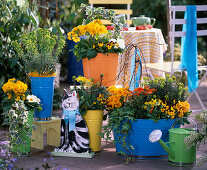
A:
116 28 167 86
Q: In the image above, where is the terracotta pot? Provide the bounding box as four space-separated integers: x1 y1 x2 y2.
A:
82 53 118 87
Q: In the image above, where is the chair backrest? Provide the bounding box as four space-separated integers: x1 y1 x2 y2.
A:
169 5 207 73
89 0 132 26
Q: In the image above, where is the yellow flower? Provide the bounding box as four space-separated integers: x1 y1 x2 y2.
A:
8 78 15 82
116 88 123 96
93 45 95 48
77 25 86 35
178 110 184 118
108 86 117 94
98 42 103 47
94 19 103 25
161 108 165 112
2 78 28 100
106 44 112 49
115 101 122 108
7 93 12 100
73 36 80 43
67 32 72 40
115 42 119 48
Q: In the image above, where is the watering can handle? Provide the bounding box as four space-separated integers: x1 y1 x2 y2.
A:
171 117 198 132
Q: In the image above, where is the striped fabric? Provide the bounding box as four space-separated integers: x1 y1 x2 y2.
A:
116 28 167 86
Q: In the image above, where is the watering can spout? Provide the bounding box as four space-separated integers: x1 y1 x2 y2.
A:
158 140 175 159
149 129 175 159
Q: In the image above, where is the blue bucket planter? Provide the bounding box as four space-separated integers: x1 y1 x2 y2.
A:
67 39 84 84
30 76 55 121
114 119 179 159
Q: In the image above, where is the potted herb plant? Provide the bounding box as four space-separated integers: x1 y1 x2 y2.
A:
184 110 207 167
2 78 42 155
102 75 191 161
73 75 108 152
12 28 65 120
67 5 125 87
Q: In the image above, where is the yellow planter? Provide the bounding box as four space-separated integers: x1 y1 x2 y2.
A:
83 110 103 152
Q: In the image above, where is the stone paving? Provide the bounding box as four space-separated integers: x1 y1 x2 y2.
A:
0 81 207 170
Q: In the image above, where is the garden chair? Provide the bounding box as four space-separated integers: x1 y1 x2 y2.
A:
145 4 207 111
89 0 132 26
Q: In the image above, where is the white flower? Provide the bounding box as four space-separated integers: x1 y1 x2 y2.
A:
109 39 116 43
116 38 125 49
9 109 18 118
27 95 41 104
20 111 28 123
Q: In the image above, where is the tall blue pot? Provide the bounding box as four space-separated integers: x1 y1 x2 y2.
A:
114 119 179 159
30 76 55 121
67 39 84 84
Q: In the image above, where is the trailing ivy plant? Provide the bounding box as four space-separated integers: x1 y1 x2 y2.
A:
102 107 135 163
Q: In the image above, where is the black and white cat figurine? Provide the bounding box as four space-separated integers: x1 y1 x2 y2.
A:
54 90 91 153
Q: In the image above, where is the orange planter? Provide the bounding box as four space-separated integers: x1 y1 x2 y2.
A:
82 53 118 87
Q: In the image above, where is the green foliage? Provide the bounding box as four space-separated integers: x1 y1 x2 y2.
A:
73 75 108 116
12 28 65 75
184 110 207 167
102 76 191 161
143 75 189 105
102 107 135 163
69 4 125 61
1 78 42 156
74 35 124 61
80 4 123 39
0 0 38 124
49 0 88 33
47 0 88 80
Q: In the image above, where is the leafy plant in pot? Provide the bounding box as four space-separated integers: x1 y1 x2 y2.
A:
102 75 192 162
1 78 42 155
12 28 65 120
67 4 125 87
73 75 108 152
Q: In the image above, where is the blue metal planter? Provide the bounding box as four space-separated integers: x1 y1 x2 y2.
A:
114 119 179 159
67 39 84 84
30 76 55 120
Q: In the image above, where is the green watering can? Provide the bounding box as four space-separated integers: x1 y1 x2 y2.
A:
149 117 197 166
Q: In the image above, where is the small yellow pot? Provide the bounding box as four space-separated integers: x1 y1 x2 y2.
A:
83 110 103 152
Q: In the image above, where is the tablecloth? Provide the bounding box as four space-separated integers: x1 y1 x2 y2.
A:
116 28 167 86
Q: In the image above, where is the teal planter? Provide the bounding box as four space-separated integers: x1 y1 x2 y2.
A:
114 119 179 159
30 76 55 120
